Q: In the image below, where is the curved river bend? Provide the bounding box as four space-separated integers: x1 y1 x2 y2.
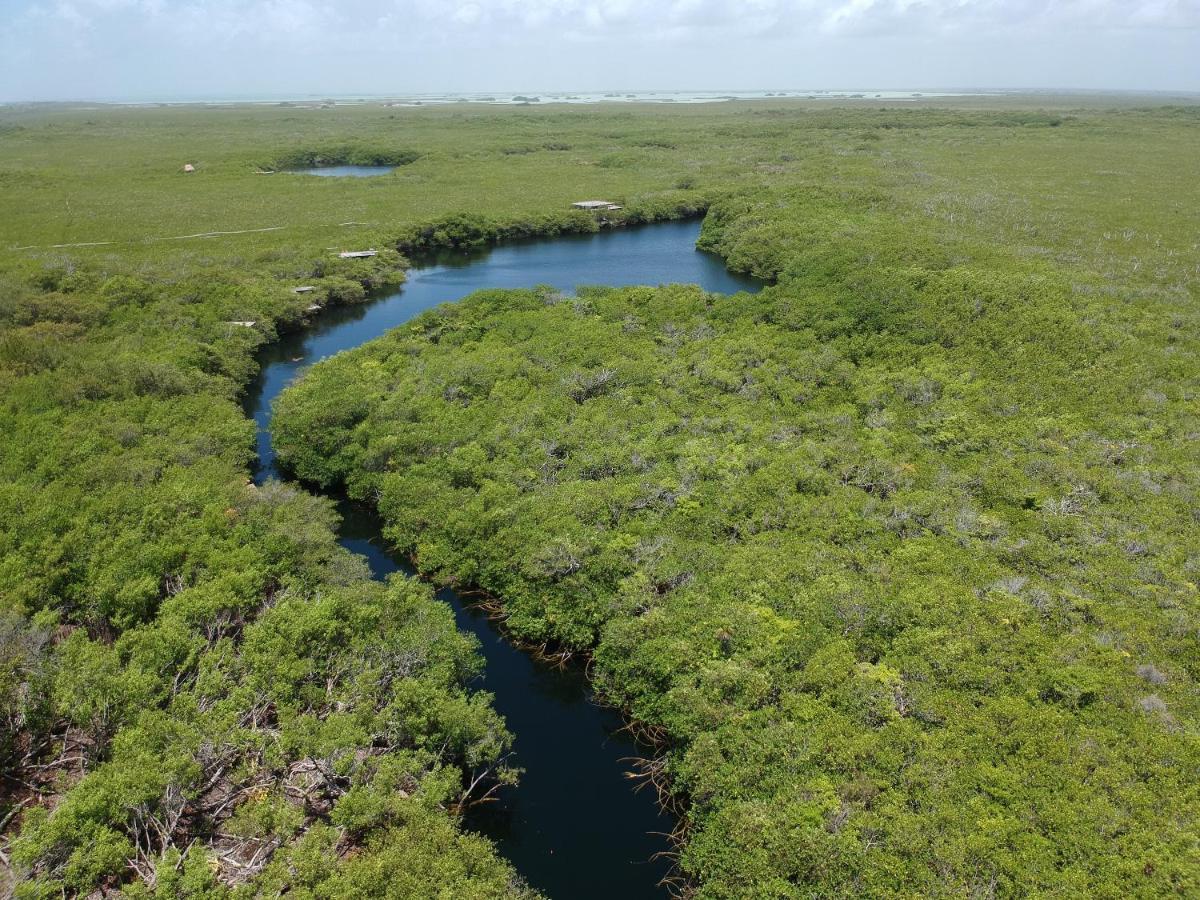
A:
242 220 762 899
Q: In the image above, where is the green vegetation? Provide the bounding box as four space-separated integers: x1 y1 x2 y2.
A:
269 146 423 170
2 97 1199 897
14 566 530 898
274 111 1200 895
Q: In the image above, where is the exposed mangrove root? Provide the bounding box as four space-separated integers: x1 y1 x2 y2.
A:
649 814 696 899
658 869 697 900
614 717 672 749
406 555 584 670
621 755 685 817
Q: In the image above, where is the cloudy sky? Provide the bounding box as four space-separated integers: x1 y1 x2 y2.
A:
1 0 1197 101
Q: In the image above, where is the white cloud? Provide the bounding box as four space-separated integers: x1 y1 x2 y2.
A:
385 0 1200 35
2 0 1197 99
17 0 1200 41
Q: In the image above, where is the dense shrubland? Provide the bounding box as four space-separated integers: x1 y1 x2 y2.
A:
14 559 526 898
274 173 1200 895
0 308 534 897
0 99 717 897
2 98 1197 897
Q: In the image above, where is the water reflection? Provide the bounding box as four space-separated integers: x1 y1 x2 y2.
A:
284 165 396 177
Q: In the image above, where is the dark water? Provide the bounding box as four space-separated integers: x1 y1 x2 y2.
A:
242 219 761 899
285 165 396 177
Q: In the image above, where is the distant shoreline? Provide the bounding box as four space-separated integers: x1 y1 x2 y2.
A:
5 88 1199 108
7 89 981 106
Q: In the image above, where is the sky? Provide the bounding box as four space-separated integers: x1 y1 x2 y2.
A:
1 0 1197 101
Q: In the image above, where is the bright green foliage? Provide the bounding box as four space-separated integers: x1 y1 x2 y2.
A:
11 560 529 897
0 97 720 898
274 162 1200 894
3 98 1199 897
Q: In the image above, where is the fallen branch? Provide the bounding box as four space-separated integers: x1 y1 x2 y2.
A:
160 227 285 241
9 240 114 250
0 797 31 834
10 225 284 251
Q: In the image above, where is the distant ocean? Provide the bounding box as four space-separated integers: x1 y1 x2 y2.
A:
51 89 991 107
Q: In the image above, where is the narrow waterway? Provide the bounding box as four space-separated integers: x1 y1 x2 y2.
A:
241 219 762 899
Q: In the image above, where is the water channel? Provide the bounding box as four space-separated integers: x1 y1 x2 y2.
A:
241 219 762 898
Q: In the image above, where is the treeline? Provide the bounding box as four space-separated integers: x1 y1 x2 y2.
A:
269 146 422 170
393 194 709 255
273 185 1200 897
